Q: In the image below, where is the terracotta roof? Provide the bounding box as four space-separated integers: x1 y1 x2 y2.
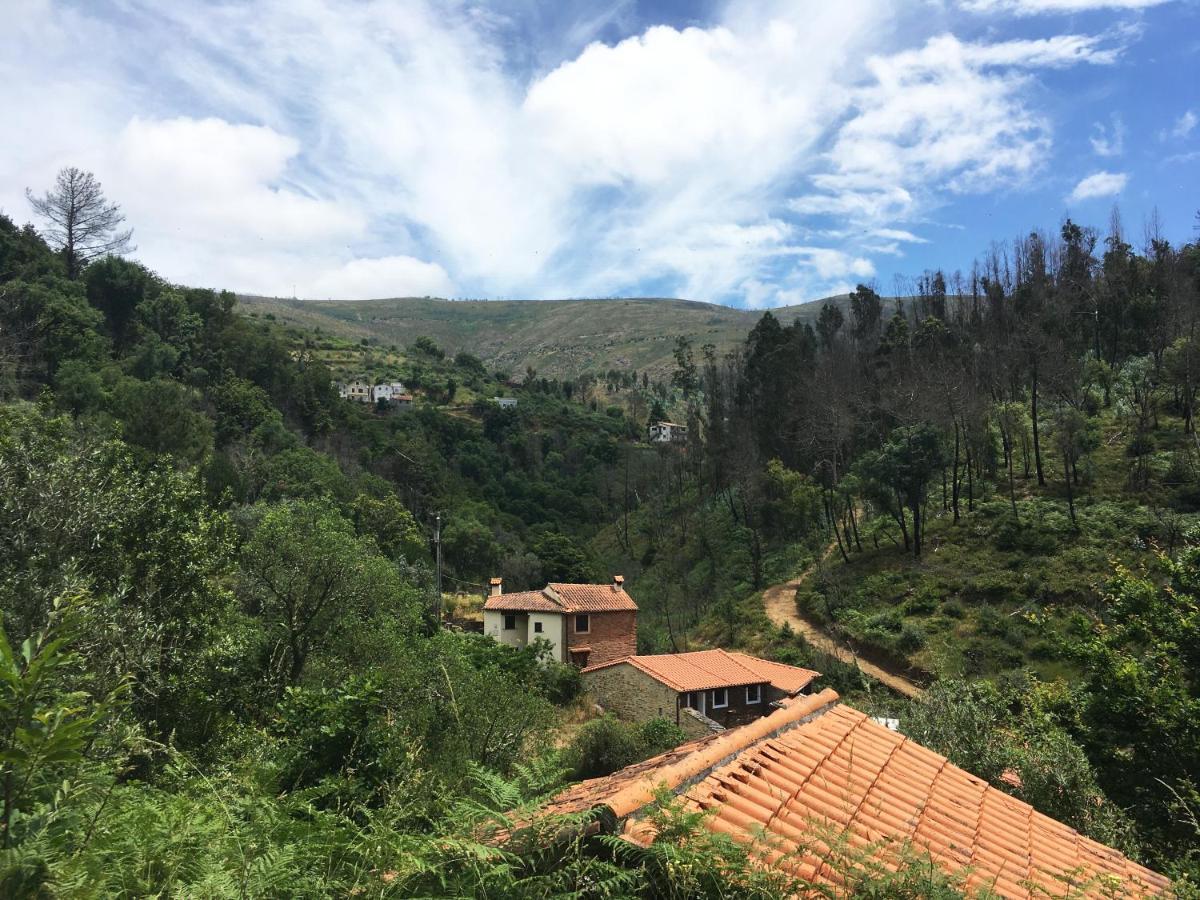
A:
483 590 561 612
547 583 638 613
536 690 1169 898
723 651 820 694
583 649 818 695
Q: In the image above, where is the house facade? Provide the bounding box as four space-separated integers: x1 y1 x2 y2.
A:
338 377 373 403
582 649 818 733
648 421 687 444
482 577 637 669
372 381 407 403
492 397 518 409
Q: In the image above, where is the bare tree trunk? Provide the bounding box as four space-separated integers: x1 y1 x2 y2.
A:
951 420 961 523
1031 362 1046 486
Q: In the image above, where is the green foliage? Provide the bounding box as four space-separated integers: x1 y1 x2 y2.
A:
240 499 421 688
531 531 596 583
565 715 687 781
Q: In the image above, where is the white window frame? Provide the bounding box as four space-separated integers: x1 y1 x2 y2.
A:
711 688 729 709
746 684 762 705
574 614 590 634
502 614 516 631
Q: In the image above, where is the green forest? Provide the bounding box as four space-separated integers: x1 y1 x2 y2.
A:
1 169 1199 895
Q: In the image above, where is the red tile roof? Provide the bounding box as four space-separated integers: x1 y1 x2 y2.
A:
536 690 1170 898
583 649 819 695
483 590 561 612
546 583 638 613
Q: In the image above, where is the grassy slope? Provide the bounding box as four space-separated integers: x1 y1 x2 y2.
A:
794 408 1200 683
238 294 844 379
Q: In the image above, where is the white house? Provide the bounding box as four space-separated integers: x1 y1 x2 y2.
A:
492 397 518 409
482 576 638 669
372 381 407 403
649 421 688 444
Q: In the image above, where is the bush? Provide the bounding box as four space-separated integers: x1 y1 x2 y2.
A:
896 623 927 654
567 715 643 779
538 660 583 705
638 718 687 756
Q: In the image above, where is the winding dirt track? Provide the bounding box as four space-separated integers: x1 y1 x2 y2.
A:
761 545 925 699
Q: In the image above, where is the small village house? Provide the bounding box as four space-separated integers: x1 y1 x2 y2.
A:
482 577 636 668
371 381 407 403
582 649 818 735
338 376 373 403
648 421 687 444
492 396 518 409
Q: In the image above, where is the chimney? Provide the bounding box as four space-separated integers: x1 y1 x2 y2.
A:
613 575 625 591
489 577 503 598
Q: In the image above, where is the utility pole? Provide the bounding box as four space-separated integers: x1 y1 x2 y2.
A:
434 513 443 628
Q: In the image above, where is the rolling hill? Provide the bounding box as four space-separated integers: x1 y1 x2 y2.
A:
236 294 845 378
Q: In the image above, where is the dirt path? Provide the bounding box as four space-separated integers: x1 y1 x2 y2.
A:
762 544 925 699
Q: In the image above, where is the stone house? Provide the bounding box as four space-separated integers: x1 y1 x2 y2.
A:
582 649 818 733
482 576 637 669
338 377 374 403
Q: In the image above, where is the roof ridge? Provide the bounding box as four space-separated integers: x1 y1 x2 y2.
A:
602 689 841 820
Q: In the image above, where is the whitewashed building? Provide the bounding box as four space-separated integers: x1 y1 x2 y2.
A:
649 421 688 444
372 381 407 403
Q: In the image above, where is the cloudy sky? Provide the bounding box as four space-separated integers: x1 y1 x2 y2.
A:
1 0 1196 307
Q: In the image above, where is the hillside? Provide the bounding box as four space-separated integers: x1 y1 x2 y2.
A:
236 294 844 379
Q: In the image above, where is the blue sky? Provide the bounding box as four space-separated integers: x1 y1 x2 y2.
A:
1 0 1196 307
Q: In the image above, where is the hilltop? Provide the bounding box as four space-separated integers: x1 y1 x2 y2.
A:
236 294 844 379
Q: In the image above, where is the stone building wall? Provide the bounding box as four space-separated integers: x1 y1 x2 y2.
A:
583 662 679 723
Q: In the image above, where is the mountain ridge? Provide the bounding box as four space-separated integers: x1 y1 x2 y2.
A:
237 293 848 378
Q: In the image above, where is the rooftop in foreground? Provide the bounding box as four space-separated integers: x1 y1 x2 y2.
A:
534 689 1169 898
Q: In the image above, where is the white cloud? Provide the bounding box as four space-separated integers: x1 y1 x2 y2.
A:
1090 115 1125 156
306 256 455 301
961 0 1171 14
790 32 1119 227
0 0 1163 307
1067 170 1129 202
1172 110 1197 139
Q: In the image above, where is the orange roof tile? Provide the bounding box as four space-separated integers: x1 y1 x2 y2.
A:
724 652 821 694
583 649 818 694
536 690 1170 898
547 583 638 613
483 590 561 612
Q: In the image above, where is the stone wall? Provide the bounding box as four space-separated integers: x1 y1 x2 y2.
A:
583 662 679 724
566 610 636 668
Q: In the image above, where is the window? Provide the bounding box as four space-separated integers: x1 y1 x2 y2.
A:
533 621 543 634
746 684 762 705
711 688 729 709
575 614 590 633
503 614 516 630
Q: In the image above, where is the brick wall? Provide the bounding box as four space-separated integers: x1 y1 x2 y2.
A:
583 662 679 723
566 610 636 668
